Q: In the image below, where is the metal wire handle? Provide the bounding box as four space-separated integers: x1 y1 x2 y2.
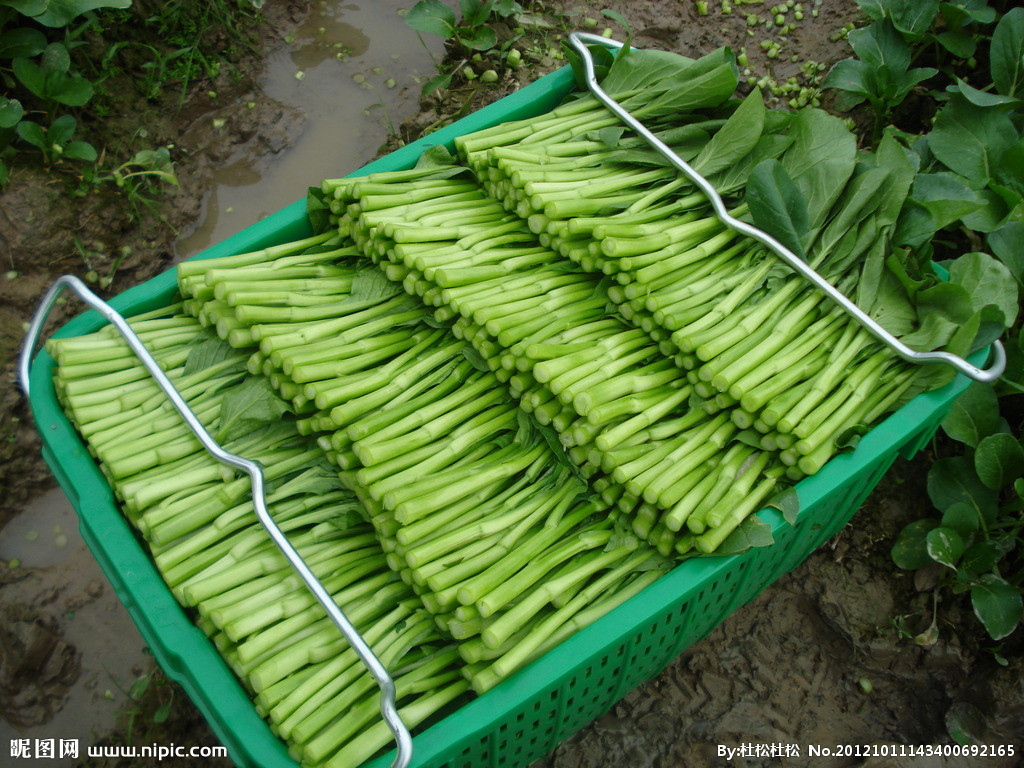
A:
566 31 1006 384
19 275 414 768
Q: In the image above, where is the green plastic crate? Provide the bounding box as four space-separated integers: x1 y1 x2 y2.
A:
25 64 986 768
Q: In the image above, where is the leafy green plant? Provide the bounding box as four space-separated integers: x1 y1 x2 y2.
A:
404 0 525 93
14 112 95 163
822 17 937 145
892 382 1024 641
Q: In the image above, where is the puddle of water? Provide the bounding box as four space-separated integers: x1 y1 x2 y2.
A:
0 489 154 767
176 0 445 258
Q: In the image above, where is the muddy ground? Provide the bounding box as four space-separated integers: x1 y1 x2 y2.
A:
1 0 1022 766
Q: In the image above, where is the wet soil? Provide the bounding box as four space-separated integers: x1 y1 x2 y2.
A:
2 0 1022 766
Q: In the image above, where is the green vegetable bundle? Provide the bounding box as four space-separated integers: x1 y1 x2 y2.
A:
45 38 1015 768
177 232 673 695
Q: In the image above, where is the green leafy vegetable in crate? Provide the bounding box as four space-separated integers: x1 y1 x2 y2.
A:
44 37 1016 768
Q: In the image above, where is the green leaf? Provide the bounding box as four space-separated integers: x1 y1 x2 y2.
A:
765 486 799 525
942 380 1000 446
891 518 939 570
970 573 1023 640
951 77 1021 108
881 0 942 36
153 699 173 724
927 455 999 525
461 345 490 372
48 113 75 146
780 108 858 232
348 268 402 304
14 119 46 150
461 27 496 51
216 376 291 443
928 97 1018 186
19 0 132 27
692 87 766 178
849 19 911 71
420 70 453 95
822 57 873 105
961 538 1011 573
940 0 996 27
945 701 988 746
990 7 1024 98
994 138 1024 199
745 158 809 260
947 250 1019 326
603 47 738 113
404 0 458 38
940 501 980 538
974 432 1024 490
0 97 24 129
961 187 1016 233
926 526 965 568
713 515 774 556
184 335 238 376
0 27 47 58
987 221 1024 284
934 30 976 59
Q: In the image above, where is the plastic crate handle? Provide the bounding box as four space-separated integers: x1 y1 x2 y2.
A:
19 274 414 768
566 32 1007 384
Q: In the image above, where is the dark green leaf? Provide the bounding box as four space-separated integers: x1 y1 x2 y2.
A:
765 486 799 525
606 47 738 114
21 0 132 27
926 526 965 567
962 538 1011 573
183 335 237 376
14 119 46 150
987 221 1024 284
217 376 291 443
713 515 774 555
911 172 986 230
0 97 23 129
849 19 911 71
822 58 873 103
947 250 1019 326
961 187 1015 233
974 432 1024 490
51 73 92 106
951 77 1020 108
927 455 999 525
692 87 766 178
348 268 402 304
940 501 980 538
745 158 809 260
459 26 496 51
48 114 75 146
935 30 976 59
970 573 1023 640
460 0 490 26
404 0 458 38
945 701 988 746
891 518 939 570
420 70 453 95
883 0 941 36
928 97 1018 186
779 109 858 232
994 138 1024 198
943 380 1000 446
940 0 996 27
461 345 490 372
990 7 1024 98
0 27 47 58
